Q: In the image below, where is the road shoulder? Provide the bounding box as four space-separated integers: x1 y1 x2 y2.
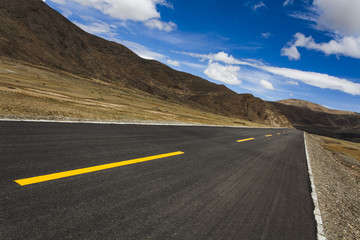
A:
305 133 360 239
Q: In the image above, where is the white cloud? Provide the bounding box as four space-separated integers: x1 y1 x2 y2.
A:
261 65 360 95
99 36 180 67
286 80 299 85
166 59 181 67
282 33 360 60
50 0 176 31
181 50 360 95
284 0 360 60
210 52 244 65
68 0 165 21
204 61 241 85
50 0 65 4
116 40 165 60
288 12 318 22
281 44 300 60
60 7 72 17
180 51 255 67
252 1 266 11
144 19 177 32
314 0 360 36
74 21 116 36
182 61 207 70
260 79 274 90
261 32 271 39
283 0 294 7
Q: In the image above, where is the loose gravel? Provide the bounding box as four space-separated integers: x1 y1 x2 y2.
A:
305 133 360 240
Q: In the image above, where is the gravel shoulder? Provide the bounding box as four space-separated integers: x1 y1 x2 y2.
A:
305 133 360 240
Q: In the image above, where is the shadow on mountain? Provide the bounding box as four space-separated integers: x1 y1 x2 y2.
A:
271 102 360 142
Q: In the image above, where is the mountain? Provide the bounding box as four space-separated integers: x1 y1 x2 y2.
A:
277 99 357 115
271 101 360 142
0 0 291 127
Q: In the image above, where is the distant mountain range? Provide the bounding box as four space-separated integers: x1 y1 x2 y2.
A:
1 0 360 142
0 0 291 127
271 100 360 142
277 99 357 115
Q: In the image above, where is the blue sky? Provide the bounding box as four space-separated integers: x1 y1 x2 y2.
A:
44 0 360 112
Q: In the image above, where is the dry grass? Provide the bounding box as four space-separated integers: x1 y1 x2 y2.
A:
319 135 360 175
320 136 360 162
0 58 268 127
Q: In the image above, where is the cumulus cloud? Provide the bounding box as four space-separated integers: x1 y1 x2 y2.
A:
204 61 241 85
180 51 254 67
314 0 360 36
180 51 360 95
179 51 260 85
284 0 360 60
209 52 246 65
50 0 176 31
65 0 167 21
282 33 360 60
260 79 274 90
281 44 300 60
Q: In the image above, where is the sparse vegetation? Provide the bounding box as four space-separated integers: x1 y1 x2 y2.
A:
0 59 268 127
0 0 292 128
322 137 360 161
306 134 360 239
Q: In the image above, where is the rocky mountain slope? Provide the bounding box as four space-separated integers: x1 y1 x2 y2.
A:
277 99 357 115
0 0 291 127
271 101 360 142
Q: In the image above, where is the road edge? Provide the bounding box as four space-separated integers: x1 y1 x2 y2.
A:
0 118 281 129
304 132 327 240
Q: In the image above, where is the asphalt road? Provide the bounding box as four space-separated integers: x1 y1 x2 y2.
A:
0 121 316 240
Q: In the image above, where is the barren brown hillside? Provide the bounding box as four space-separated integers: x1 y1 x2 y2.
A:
271 102 360 142
278 99 357 115
0 0 291 127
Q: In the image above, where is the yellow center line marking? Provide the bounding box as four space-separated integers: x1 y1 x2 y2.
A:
265 134 273 137
14 151 185 186
277 133 281 135
237 137 255 143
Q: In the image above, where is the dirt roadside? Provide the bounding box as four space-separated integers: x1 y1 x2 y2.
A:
305 133 360 240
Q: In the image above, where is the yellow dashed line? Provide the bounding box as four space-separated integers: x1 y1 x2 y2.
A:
237 138 255 143
265 134 273 137
15 151 185 186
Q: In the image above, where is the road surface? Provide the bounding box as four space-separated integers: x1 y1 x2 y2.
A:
0 121 316 239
